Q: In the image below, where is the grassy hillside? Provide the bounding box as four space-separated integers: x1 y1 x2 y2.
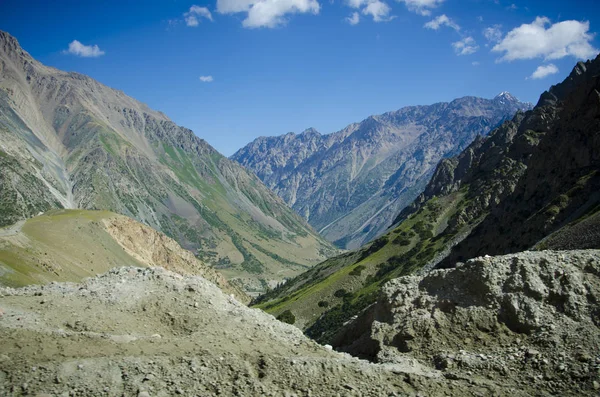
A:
0 210 248 302
254 189 478 339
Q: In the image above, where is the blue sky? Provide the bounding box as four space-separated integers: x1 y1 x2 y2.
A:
1 0 599 155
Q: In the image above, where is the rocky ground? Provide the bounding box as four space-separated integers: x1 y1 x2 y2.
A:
0 264 567 397
333 250 600 396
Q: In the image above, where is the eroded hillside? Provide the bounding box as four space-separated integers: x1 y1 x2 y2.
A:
0 209 248 302
2 260 596 396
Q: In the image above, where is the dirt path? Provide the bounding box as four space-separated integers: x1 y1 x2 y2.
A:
0 220 25 237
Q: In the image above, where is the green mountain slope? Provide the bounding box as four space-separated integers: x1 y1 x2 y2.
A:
254 55 600 341
0 31 337 294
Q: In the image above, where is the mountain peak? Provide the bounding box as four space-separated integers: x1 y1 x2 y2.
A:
0 30 25 59
536 53 600 107
494 91 518 102
299 127 320 137
0 30 18 46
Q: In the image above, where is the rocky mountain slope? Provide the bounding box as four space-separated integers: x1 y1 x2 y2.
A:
434 58 600 266
254 55 600 340
333 250 600 396
0 31 337 293
0 209 248 302
2 260 595 396
233 94 531 249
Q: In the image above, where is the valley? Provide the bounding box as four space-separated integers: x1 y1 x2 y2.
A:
233 94 532 249
0 6 599 395
254 55 600 345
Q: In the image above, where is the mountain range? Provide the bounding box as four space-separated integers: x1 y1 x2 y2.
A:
0 31 337 294
255 54 600 342
232 94 532 249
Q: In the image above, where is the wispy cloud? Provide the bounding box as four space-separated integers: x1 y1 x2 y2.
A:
217 0 320 28
529 64 559 79
347 0 394 22
483 25 502 43
185 5 213 26
397 0 444 16
452 37 479 55
493 17 598 62
199 75 214 82
63 40 105 58
346 11 360 25
424 14 460 31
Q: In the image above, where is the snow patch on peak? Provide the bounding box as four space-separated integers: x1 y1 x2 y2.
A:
494 91 518 102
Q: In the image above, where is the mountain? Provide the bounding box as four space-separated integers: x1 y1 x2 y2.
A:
432 59 600 265
253 55 600 340
0 209 249 302
0 31 337 294
232 95 532 249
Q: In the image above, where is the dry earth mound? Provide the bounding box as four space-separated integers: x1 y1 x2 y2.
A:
333 250 600 396
0 266 549 396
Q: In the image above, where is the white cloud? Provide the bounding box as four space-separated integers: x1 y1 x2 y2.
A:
472 61 480 66
529 64 559 79
493 17 598 62
217 0 320 28
424 14 459 31
199 75 214 82
185 5 213 26
346 11 360 25
396 0 444 16
64 40 105 58
362 0 393 22
347 0 393 22
483 25 502 43
452 36 479 55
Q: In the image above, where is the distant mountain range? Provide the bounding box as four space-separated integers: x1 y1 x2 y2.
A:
233 93 532 249
0 31 337 294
